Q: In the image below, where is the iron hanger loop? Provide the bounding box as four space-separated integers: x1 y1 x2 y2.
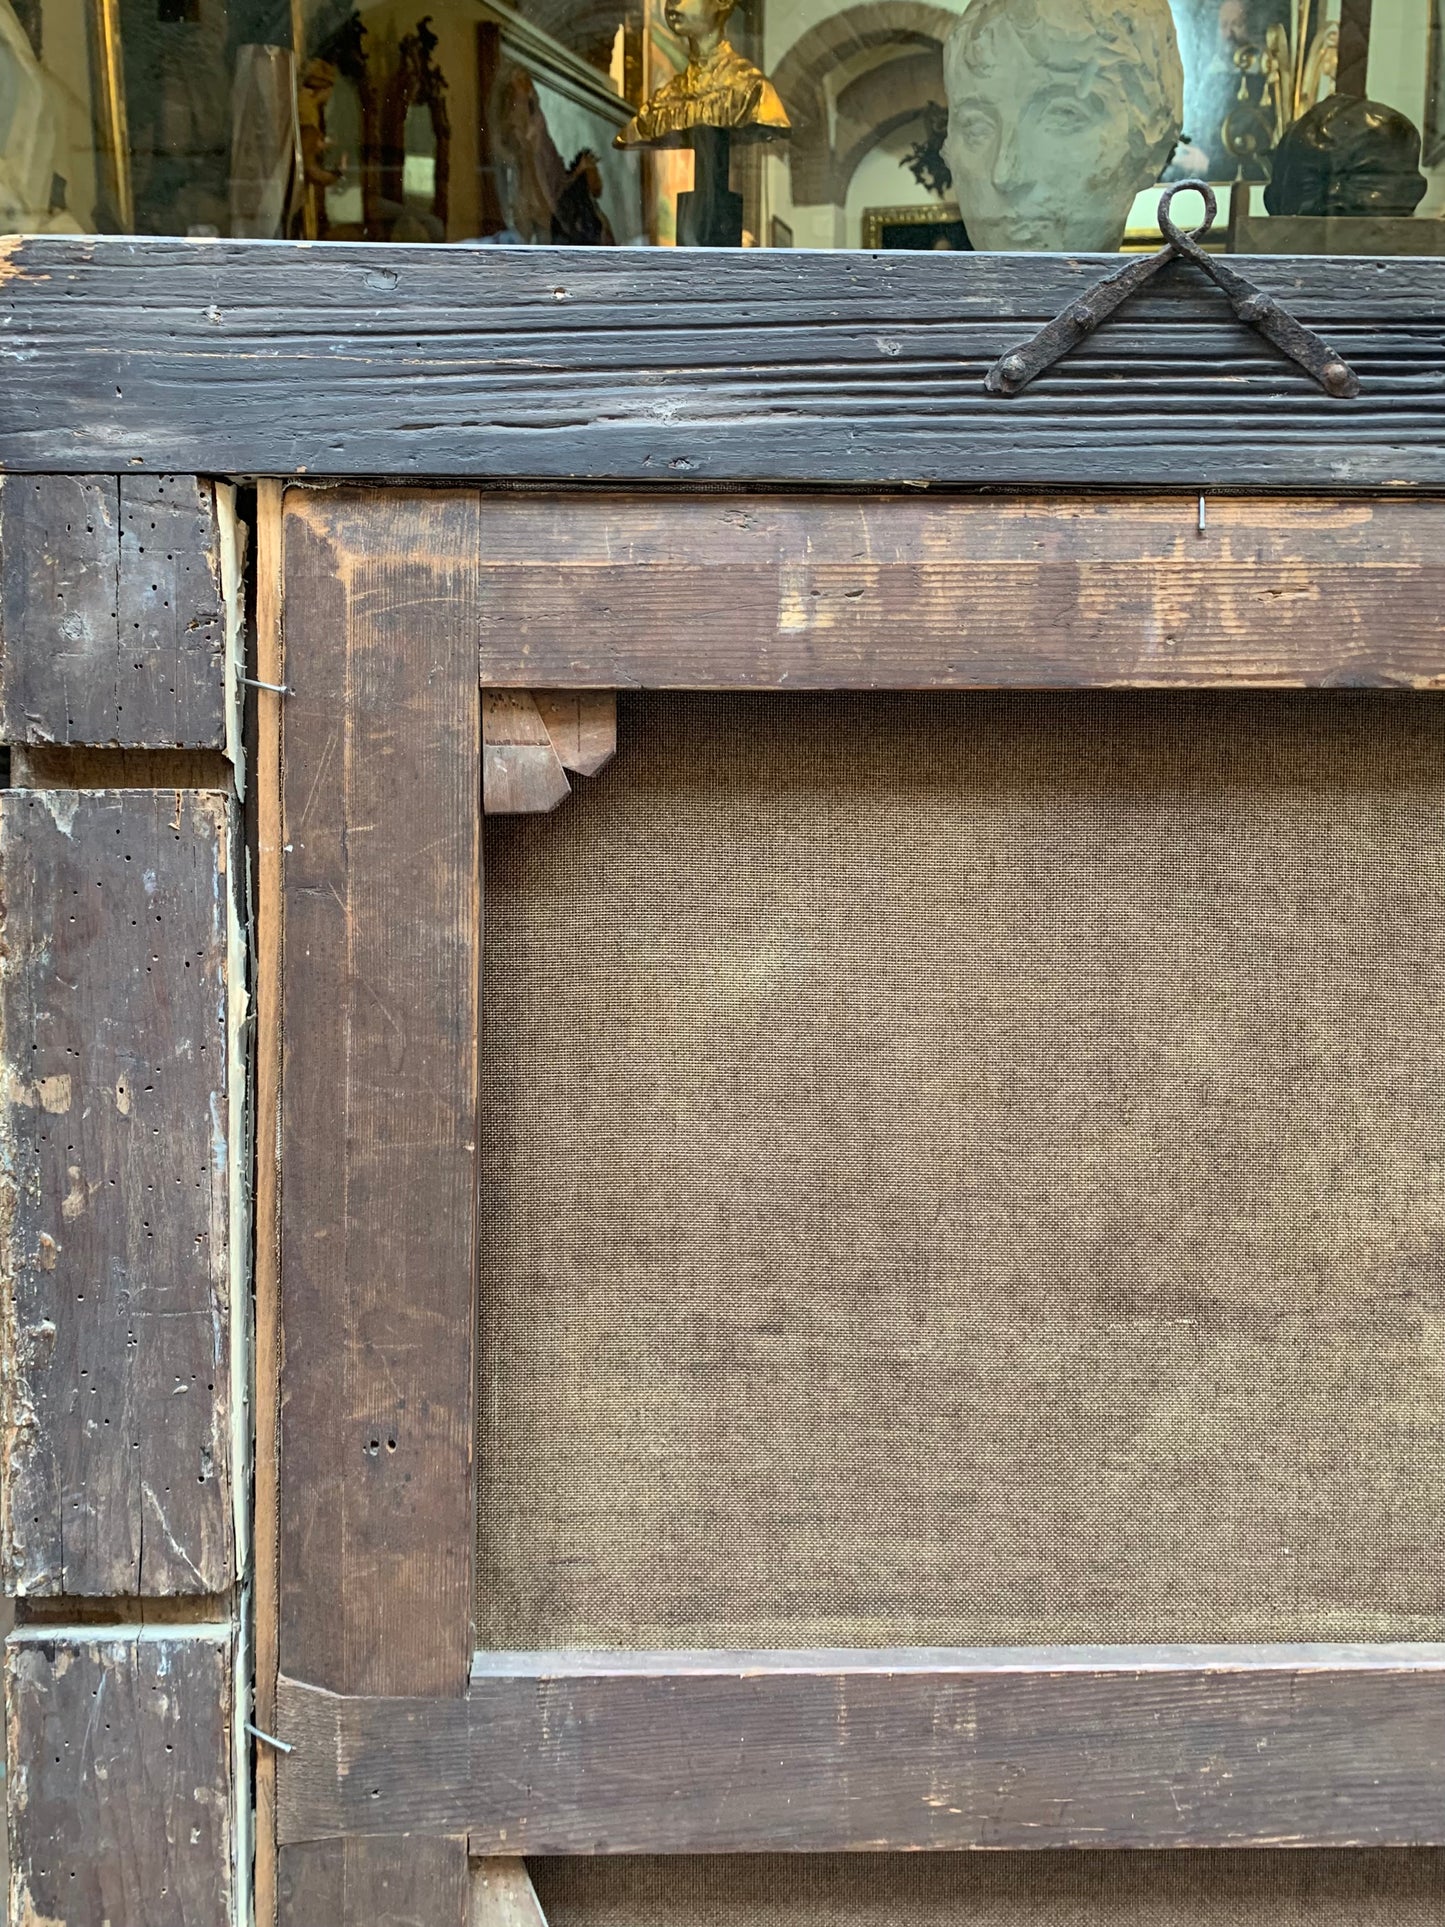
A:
984 180 1360 399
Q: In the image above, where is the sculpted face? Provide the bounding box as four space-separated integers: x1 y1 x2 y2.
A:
944 0 1183 252
664 0 732 52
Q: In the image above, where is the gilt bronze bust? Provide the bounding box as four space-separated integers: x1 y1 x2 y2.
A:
615 0 789 149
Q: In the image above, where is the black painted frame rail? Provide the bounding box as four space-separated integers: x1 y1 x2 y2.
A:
276 1644 1445 1853
2 236 1445 487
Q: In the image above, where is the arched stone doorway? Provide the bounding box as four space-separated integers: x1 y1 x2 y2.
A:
771 0 960 207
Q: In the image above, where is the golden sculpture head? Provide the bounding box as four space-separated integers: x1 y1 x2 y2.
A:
615 0 788 148
664 0 736 53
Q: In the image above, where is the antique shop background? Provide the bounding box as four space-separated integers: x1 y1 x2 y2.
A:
1 0 1444 250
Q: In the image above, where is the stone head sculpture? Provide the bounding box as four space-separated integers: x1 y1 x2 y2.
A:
944 0 1184 251
1264 95 1428 219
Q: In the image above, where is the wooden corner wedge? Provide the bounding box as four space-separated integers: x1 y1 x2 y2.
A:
482 691 570 814
471 1860 550 1927
533 691 616 777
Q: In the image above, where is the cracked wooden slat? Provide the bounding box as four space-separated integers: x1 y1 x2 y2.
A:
0 474 226 747
0 789 234 1595
6 1629 233 1927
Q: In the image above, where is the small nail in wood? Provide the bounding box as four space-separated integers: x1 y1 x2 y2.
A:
245 1722 294 1754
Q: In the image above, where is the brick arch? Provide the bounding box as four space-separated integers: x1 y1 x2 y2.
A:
772 0 959 204
833 47 946 206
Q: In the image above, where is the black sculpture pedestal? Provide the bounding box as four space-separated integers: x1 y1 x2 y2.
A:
676 126 743 247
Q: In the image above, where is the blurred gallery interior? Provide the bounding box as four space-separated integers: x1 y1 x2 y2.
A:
5 0 1442 255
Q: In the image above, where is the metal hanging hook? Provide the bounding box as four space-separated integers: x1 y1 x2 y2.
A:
1157 177 1219 247
984 179 1360 400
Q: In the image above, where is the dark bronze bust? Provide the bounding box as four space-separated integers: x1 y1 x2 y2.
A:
1264 95 1427 218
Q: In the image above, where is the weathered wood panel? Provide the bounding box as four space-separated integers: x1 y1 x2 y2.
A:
115 475 227 743
482 691 570 814
276 1647 1445 1852
475 494 1445 689
1 789 234 1595
253 478 286 1927
0 473 225 746
471 1860 549 1927
6 1629 232 1927
10 747 233 789
278 488 479 1695
275 486 480 1927
1 238 1443 487
0 476 119 739
277 1836 470 1927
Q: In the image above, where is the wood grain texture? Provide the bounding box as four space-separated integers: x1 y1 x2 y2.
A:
482 693 570 814
275 1647 1445 1851
277 1837 469 1927
475 493 1445 688
482 746 571 813
470 1860 550 1926
483 690 553 749
0 473 226 746
252 479 286 1927
10 747 233 789
116 475 227 743
1 790 234 1595
6 1629 232 1927
278 488 479 1698
0 476 119 739
533 692 616 776
2 237 1444 487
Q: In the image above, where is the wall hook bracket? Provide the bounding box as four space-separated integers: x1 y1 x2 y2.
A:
984 181 1361 400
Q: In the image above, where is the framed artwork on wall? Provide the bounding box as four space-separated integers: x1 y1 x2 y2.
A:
1169 0 1293 185
861 202 968 250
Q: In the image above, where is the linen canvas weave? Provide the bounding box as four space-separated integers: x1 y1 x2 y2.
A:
480 691 1445 1651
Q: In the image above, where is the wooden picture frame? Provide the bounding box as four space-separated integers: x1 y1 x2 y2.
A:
264 480 1445 1923
310 11 383 241
5 235 1445 1927
87 0 133 230
860 202 967 249
380 16 452 238
1292 0 1341 123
